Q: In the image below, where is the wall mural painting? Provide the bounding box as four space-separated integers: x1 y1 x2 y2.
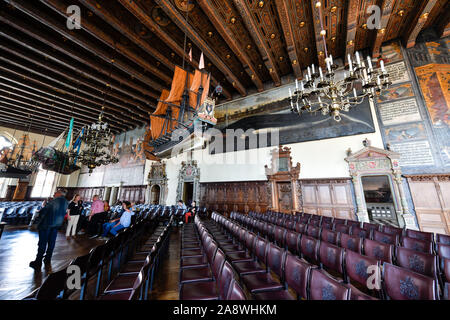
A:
80 126 147 185
384 123 428 143
212 95 375 154
377 83 415 103
378 41 404 64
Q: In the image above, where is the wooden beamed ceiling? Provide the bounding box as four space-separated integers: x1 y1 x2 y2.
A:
0 0 447 136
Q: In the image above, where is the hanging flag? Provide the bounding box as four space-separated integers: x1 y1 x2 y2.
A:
65 117 74 150
199 52 205 70
73 127 84 166
188 48 192 62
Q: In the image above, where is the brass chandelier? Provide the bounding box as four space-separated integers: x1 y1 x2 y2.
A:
289 1 391 122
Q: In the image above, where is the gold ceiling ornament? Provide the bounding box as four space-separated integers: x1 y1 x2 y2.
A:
152 6 171 26
247 44 252 49
320 29 326 36
292 59 297 65
379 28 386 34
279 56 284 62
362 23 367 29
207 31 213 37
175 0 194 12
226 54 231 59
347 40 354 46
171 52 175 58
397 10 405 17
299 21 305 28
187 42 192 47
230 16 236 24
331 6 337 13
270 33 276 39
331 36 336 42
304 47 309 53
421 12 429 20
258 64 262 69
318 51 324 56
258 1 265 8
251 74 255 79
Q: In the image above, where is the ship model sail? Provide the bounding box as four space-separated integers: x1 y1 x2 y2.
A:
143 63 214 160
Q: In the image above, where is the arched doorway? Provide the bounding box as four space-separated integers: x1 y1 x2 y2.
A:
151 185 161 204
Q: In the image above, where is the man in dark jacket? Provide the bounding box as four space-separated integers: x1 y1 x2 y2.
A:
29 188 69 270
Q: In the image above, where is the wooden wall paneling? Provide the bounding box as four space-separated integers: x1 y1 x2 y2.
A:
406 175 449 235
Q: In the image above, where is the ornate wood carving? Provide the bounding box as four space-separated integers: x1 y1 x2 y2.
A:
403 0 440 48
176 160 201 204
147 161 168 205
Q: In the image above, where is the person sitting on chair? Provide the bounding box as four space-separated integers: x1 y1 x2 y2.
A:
98 201 133 240
185 201 197 224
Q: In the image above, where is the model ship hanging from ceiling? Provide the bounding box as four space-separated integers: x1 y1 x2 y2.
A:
143 51 218 161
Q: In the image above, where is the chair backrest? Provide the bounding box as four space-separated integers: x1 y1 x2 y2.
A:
308 268 350 300
334 224 350 235
285 230 301 255
284 253 311 299
363 239 393 264
395 246 438 278
402 237 433 254
35 268 68 300
322 216 334 225
266 243 286 279
254 237 268 265
333 218 346 225
274 227 287 247
309 219 321 227
382 225 403 236
205 240 219 264
344 250 381 291
443 258 450 283
436 243 450 260
350 226 370 239
300 235 320 263
373 230 399 246
319 242 344 274
382 263 438 300
436 233 450 245
362 222 380 233
306 225 320 239
226 279 247 300
445 282 450 300
321 229 338 245
339 233 363 254
245 232 257 253
218 261 236 300
295 223 306 234
406 229 434 242
212 249 227 280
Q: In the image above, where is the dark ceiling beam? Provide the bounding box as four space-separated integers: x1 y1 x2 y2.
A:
2 0 163 98
403 0 440 48
232 0 281 86
0 84 129 130
0 66 138 128
0 44 152 115
371 0 395 58
116 0 232 99
197 0 265 90
273 0 302 79
0 59 144 126
344 0 361 63
40 0 172 86
310 0 326 68
154 0 247 96
0 14 157 105
0 120 62 137
0 73 136 129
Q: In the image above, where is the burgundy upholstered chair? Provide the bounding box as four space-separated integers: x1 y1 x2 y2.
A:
406 229 434 242
232 236 267 276
285 230 301 255
295 223 307 234
179 241 218 284
274 226 287 247
350 226 371 239
402 237 434 254
322 216 334 225
346 220 361 228
334 224 350 235
321 229 339 245
395 247 438 279
339 233 363 254
443 258 450 283
299 235 320 264
382 263 439 300
226 232 256 263
363 238 393 264
318 242 344 275
436 243 450 260
309 219 321 227
308 268 350 300
333 218 346 225
372 230 399 246
382 225 403 237
344 250 382 299
98 269 145 300
362 222 381 233
226 279 247 300
306 225 321 239
436 233 450 245
240 243 286 294
322 222 333 231
253 253 311 300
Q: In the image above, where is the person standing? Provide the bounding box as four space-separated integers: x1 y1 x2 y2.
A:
29 188 68 270
87 195 106 237
65 194 83 238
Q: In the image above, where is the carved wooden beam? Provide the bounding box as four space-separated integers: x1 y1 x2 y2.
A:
310 0 326 68
197 0 265 90
345 0 361 62
42 0 172 86
0 14 157 105
404 0 440 48
93 0 232 99
232 0 281 86
274 0 302 79
437 13 450 38
153 0 247 96
3 0 163 97
371 0 395 58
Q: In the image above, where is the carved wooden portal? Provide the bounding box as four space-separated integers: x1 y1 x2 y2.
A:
345 145 417 229
265 146 301 214
147 161 168 205
176 160 200 204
